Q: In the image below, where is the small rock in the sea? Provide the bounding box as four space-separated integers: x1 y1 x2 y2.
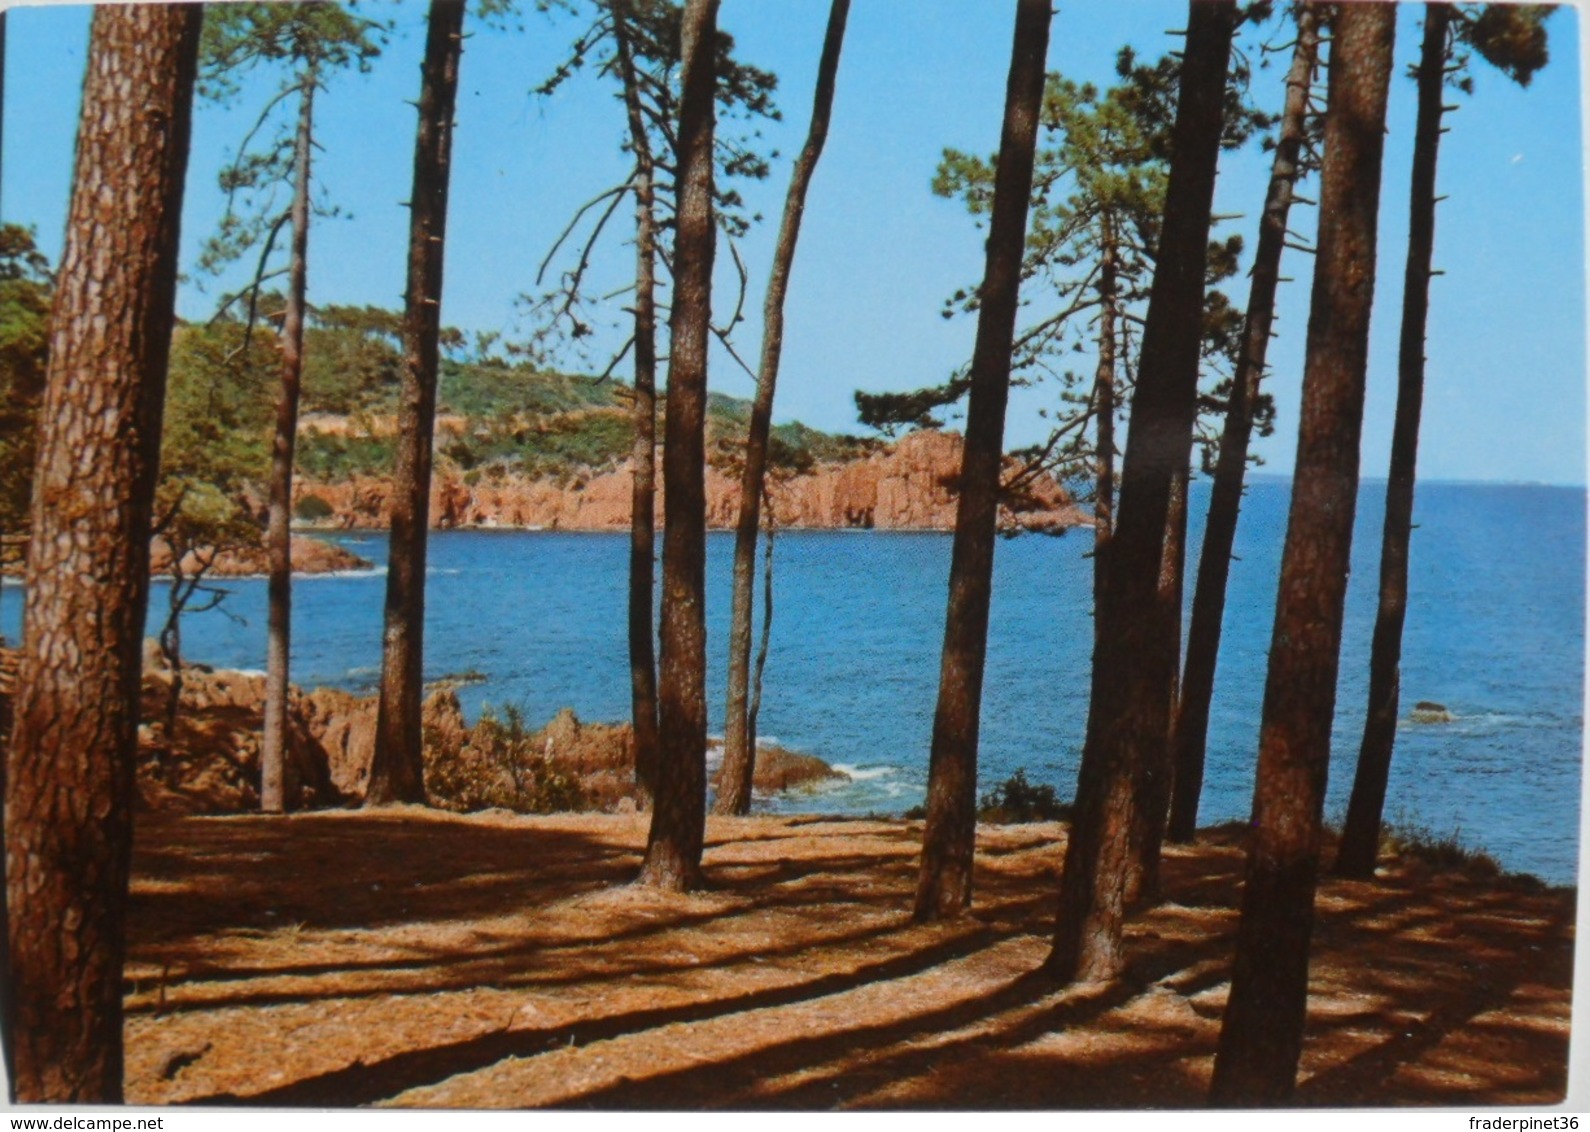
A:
1410 700 1454 723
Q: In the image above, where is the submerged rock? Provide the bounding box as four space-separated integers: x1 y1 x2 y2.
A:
1411 700 1455 724
752 745 849 793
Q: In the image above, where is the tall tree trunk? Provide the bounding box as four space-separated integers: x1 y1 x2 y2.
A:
912 0 1051 922
1090 222 1118 654
1126 461 1189 902
611 1 662 801
1049 0 1237 982
1210 4 1396 1104
368 0 466 806
4 4 199 1101
747 493 775 749
636 0 718 891
262 64 316 814
717 0 851 816
1335 4 1452 879
1168 2 1322 844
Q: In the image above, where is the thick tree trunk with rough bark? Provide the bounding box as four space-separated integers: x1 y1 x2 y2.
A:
611 1 662 801
637 0 718 890
262 66 316 814
1049 0 1237 982
369 0 465 806
1335 4 1452 879
1168 3 1322 845
1210 4 1396 1104
717 0 850 816
4 4 199 1101
912 0 1051 922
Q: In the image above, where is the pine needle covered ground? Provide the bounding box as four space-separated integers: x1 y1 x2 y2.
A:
122 810 1572 1109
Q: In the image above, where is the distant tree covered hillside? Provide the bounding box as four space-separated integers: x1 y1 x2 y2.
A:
141 306 873 490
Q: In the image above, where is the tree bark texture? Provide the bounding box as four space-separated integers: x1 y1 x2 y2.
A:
611 1 663 802
1335 3 1452 879
1050 0 1237 982
369 0 465 806
637 0 718 890
1125 461 1189 902
1090 226 1118 654
717 0 850 816
747 500 775 745
262 65 316 814
912 0 1051 921
4 4 200 1101
1168 2 1322 845
1210 4 1396 1105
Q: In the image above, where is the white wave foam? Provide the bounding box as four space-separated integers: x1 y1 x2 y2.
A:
830 763 899 782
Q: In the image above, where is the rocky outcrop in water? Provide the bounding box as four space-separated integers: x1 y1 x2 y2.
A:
294 430 1084 533
147 535 371 579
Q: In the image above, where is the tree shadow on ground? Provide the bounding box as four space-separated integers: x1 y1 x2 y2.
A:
122 811 1574 1109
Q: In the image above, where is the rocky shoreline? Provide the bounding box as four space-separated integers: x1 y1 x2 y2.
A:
117 651 846 817
294 429 1086 534
3 534 372 580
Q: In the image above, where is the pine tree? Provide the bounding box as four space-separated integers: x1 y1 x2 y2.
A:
1333 1 1550 878
717 0 851 816
196 2 383 811
1168 3 1324 843
636 0 719 890
1210 2 1398 1103
4 4 201 1100
913 0 1052 920
367 0 468 805
1048 0 1239 983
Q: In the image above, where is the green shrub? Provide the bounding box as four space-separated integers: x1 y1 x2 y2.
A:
1378 819 1502 880
978 769 1070 824
294 493 334 522
424 702 590 815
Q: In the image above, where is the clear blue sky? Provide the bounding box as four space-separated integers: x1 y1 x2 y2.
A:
5 0 1586 485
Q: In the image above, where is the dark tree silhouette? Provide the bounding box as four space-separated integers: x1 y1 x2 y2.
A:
637 0 718 890
913 0 1052 921
718 0 851 816
1210 2 1397 1104
1334 2 1550 878
368 0 467 805
1168 2 1323 843
1049 0 1237 982
4 4 200 1101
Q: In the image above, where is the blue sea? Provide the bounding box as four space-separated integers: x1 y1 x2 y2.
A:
3 478 1583 884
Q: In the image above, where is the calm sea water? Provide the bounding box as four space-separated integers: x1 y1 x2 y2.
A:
3 479 1583 883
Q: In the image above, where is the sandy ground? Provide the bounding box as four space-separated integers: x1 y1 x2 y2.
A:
121 808 1574 1109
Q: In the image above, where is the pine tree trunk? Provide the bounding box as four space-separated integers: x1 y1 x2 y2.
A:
1090 228 1118 652
1126 463 1189 902
4 4 199 1101
1209 4 1396 1104
747 497 775 749
912 0 1051 922
717 0 850 816
637 0 718 891
262 66 316 814
610 1 662 802
1049 0 1237 982
1335 4 1452 880
1168 2 1321 845
368 0 465 807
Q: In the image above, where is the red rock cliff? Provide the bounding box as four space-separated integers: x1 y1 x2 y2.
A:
296 430 1083 533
